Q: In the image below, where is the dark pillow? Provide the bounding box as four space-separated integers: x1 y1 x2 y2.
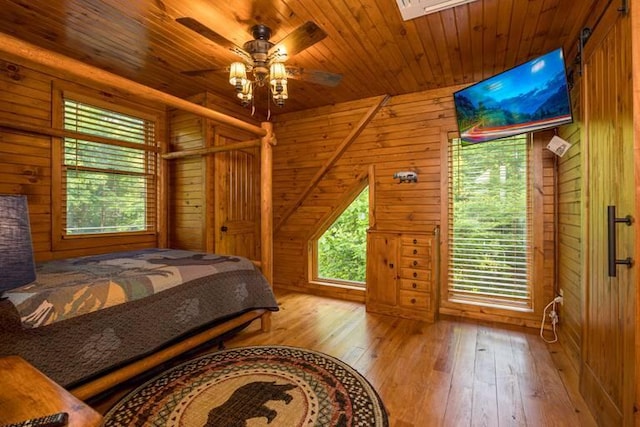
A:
0 195 36 293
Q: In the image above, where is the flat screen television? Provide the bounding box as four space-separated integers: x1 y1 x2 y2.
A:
453 48 573 145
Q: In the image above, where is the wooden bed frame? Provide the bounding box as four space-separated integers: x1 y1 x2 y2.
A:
0 34 277 401
70 310 271 401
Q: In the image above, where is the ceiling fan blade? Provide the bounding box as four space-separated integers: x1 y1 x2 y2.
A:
269 22 327 59
286 67 342 87
176 17 252 62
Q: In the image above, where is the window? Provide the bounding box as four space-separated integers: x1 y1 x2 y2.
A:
53 89 160 247
447 135 532 309
312 186 369 287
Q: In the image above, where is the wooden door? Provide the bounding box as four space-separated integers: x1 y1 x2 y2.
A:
213 132 260 260
366 231 399 312
581 6 635 426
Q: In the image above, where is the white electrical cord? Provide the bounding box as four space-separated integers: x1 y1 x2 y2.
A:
540 297 562 343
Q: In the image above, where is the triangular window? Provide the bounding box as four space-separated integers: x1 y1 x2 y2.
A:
313 186 369 287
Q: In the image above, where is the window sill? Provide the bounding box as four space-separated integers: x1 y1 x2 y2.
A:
309 280 365 292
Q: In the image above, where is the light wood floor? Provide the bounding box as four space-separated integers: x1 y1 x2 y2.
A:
93 289 596 426
225 290 596 427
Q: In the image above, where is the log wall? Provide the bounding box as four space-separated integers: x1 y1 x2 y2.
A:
271 86 558 324
0 56 165 261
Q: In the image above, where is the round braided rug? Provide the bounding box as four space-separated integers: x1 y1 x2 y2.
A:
103 345 388 426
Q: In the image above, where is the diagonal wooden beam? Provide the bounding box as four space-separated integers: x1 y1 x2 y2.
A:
275 94 390 234
304 168 369 242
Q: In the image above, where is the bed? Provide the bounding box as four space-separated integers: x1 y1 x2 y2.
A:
0 248 278 400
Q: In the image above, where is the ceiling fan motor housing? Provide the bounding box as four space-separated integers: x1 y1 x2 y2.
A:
251 24 272 41
243 32 274 84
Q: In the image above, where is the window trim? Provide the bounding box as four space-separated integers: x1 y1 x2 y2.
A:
51 85 164 252
447 135 532 310
308 177 369 288
439 130 546 324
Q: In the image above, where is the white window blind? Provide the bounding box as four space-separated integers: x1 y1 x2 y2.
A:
447 136 532 309
62 99 157 235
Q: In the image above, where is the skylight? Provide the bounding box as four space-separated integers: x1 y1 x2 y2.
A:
395 0 478 21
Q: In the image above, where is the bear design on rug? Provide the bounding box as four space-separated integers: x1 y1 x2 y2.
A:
204 381 297 427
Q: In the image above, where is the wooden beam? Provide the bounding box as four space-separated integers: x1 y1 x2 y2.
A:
0 120 159 151
274 94 390 233
260 122 275 286
163 138 262 159
368 164 377 230
0 33 266 137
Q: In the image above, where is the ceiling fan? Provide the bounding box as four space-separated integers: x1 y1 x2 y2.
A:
176 17 343 107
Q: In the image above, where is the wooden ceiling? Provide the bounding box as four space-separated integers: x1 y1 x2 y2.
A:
0 0 598 115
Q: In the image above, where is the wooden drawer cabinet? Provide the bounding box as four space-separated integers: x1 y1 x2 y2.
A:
399 278 430 292
399 290 430 310
366 227 438 321
399 267 431 281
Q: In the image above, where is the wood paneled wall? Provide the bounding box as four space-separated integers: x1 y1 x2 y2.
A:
0 59 51 259
167 92 260 255
271 86 558 324
557 82 583 372
271 88 458 301
0 56 165 261
168 94 207 250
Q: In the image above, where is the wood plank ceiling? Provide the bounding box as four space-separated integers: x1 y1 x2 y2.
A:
0 0 597 114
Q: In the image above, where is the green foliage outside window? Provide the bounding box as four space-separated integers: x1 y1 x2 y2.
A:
317 187 369 284
63 99 156 235
449 136 530 304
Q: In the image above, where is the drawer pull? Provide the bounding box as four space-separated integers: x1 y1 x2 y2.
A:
411 298 416 304
413 260 418 266
412 283 417 289
413 239 418 244
389 263 394 269
413 272 418 278
413 249 418 255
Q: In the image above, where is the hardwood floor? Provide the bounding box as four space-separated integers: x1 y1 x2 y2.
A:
225 290 596 427
93 289 596 426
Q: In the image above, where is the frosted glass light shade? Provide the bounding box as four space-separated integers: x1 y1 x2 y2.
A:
229 62 247 90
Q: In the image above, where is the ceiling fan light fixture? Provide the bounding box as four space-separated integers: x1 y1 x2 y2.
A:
272 81 288 107
177 17 342 110
269 62 287 93
237 81 253 106
229 62 247 92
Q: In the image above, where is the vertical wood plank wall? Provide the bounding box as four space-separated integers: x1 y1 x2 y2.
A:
271 86 558 323
168 93 207 251
0 57 164 261
557 82 583 372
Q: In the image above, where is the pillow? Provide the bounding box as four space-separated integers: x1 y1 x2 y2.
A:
0 195 36 293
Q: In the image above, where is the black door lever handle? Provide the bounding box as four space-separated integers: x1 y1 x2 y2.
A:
607 205 633 277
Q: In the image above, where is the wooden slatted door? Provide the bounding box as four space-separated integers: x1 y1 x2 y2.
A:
213 132 260 260
581 6 636 426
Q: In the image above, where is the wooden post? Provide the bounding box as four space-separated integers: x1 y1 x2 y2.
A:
260 122 274 286
0 32 266 137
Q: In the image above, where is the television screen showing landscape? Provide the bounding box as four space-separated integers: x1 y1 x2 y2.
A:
453 48 573 144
